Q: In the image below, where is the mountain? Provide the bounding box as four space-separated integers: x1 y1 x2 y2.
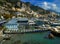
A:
0 0 51 19
48 9 60 15
25 2 50 14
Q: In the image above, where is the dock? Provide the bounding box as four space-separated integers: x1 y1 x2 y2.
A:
3 27 51 34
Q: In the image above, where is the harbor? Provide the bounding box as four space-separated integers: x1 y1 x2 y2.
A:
0 17 59 35
2 18 51 34
0 0 60 44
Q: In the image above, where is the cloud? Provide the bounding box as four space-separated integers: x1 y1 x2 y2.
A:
35 1 58 10
43 2 48 6
21 0 60 12
52 4 57 9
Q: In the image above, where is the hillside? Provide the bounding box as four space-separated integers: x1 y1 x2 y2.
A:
0 0 51 19
24 2 50 14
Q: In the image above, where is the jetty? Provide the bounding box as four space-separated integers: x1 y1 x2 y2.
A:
3 26 51 34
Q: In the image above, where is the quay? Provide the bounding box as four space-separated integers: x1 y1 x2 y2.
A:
3 27 51 34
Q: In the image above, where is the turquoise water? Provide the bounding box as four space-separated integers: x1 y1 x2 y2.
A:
4 31 60 44
18 32 60 44
4 18 60 44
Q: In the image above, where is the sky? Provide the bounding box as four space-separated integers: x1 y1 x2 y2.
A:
21 0 60 12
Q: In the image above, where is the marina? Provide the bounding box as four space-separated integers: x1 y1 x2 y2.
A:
3 27 49 34
0 0 60 44
3 18 51 34
0 18 59 35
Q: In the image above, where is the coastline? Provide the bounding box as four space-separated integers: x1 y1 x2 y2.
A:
3 30 49 34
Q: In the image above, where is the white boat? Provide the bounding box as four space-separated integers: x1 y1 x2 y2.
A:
50 22 60 26
28 20 35 25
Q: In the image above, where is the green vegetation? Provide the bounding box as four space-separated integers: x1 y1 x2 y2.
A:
3 14 13 19
30 5 50 14
0 0 57 19
0 0 20 2
6 0 20 3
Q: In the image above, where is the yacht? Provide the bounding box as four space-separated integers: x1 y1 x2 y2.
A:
28 20 35 25
50 22 60 26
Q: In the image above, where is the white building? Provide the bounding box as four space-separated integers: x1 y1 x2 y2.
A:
5 18 19 31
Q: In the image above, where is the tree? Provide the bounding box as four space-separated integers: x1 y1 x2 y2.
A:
3 14 13 19
26 2 30 6
0 0 6 2
6 0 20 3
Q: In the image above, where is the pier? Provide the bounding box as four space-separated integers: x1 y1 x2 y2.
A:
3 26 51 34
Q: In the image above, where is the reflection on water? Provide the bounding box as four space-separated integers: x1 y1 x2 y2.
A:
3 32 60 44
4 18 60 44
